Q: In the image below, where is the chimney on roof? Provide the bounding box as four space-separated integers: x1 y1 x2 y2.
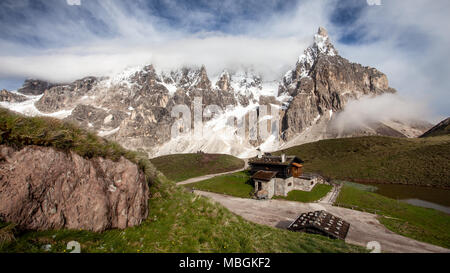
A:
281 154 286 163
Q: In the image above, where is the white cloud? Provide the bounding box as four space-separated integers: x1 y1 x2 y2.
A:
0 0 448 118
332 94 433 130
335 0 450 119
366 0 382 6
66 0 81 6
0 36 306 83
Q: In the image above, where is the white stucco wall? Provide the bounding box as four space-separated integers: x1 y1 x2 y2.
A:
274 177 294 197
293 178 317 191
254 179 275 199
256 175 326 199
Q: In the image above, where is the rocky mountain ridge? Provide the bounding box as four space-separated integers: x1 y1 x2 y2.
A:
420 117 450 138
0 27 431 157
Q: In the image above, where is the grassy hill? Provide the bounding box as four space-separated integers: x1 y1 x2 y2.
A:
420 117 450 138
150 153 245 182
184 171 255 198
184 171 332 203
274 184 332 203
0 108 363 253
276 136 450 188
335 182 450 249
1 186 364 253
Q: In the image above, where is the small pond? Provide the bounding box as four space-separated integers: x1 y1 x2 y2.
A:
361 183 450 214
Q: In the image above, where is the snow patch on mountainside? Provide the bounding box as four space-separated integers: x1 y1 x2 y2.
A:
282 27 337 88
153 102 281 158
0 92 73 119
1 27 427 160
103 65 143 88
98 127 121 137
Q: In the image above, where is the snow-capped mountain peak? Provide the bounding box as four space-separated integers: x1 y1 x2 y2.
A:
313 26 337 56
215 69 232 91
1 27 423 159
281 27 338 92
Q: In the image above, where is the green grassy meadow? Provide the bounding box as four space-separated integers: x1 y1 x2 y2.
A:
0 108 364 253
151 153 245 182
184 171 254 198
0 185 364 253
335 182 450 248
274 184 332 203
276 136 450 188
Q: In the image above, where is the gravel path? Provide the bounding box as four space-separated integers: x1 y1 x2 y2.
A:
319 183 342 204
177 171 449 253
177 159 248 186
176 168 246 185
195 191 448 253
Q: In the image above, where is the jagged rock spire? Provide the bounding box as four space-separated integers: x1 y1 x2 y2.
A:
317 26 328 37
281 26 339 91
313 26 337 56
216 69 232 91
196 65 212 90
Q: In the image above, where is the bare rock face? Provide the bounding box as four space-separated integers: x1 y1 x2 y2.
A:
0 145 149 232
280 27 397 140
18 79 55 96
33 64 242 153
216 70 232 92
7 27 426 157
0 89 28 103
35 77 98 113
64 104 128 133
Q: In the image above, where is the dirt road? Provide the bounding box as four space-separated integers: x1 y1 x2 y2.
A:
177 159 248 186
177 170 448 253
319 183 342 204
176 168 246 185
195 190 449 253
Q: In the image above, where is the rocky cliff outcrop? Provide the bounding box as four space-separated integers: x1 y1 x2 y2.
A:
18 79 56 96
0 90 27 103
0 145 149 232
0 27 430 157
280 27 397 140
35 77 97 113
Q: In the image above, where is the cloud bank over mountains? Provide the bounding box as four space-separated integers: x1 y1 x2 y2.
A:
0 0 448 119
332 94 432 131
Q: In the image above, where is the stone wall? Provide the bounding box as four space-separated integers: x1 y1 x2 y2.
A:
293 177 318 192
274 177 294 197
255 175 327 199
254 179 275 199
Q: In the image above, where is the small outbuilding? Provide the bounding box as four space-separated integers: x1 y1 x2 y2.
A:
252 170 278 199
287 210 350 240
249 154 326 199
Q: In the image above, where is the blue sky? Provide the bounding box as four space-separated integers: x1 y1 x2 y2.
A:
0 0 368 47
0 0 449 119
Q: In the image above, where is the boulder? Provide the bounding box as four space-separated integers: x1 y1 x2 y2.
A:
0 145 149 232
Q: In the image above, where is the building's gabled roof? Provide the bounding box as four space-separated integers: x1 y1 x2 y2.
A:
248 155 303 166
251 170 277 181
287 210 350 240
